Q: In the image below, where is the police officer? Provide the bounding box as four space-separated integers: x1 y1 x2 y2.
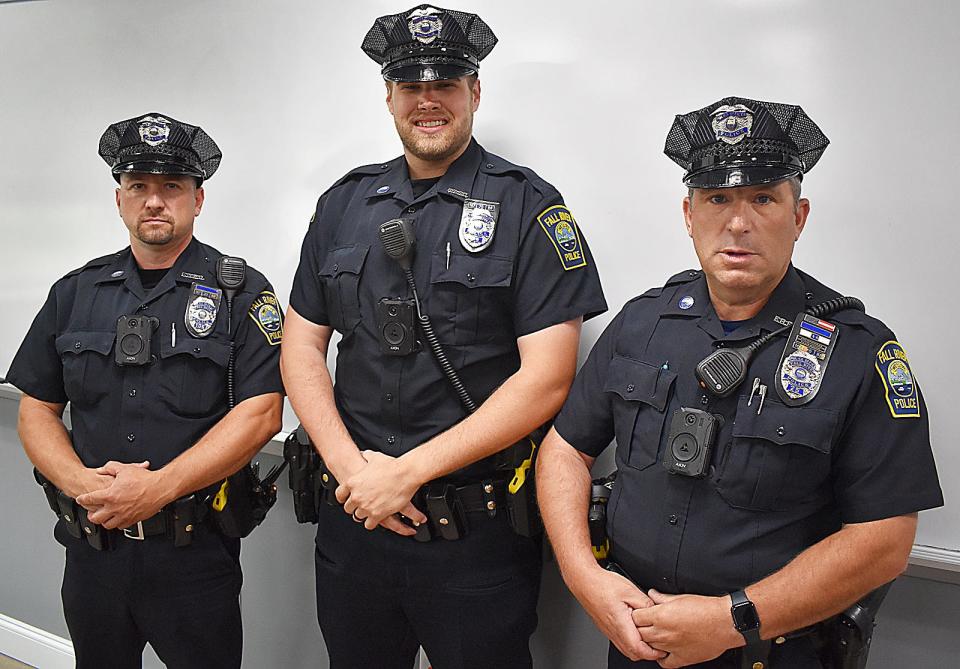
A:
536 97 943 668
281 5 607 668
6 113 284 668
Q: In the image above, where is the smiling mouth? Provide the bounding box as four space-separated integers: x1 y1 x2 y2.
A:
415 119 448 128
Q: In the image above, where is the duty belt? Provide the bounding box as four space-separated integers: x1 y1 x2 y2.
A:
34 468 212 551
315 458 510 542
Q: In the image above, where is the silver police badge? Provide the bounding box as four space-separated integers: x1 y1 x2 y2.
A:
408 7 443 44
459 199 499 252
138 115 171 146
780 350 822 400
184 283 222 338
711 104 753 145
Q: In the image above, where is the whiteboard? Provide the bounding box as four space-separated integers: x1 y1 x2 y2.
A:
0 0 954 553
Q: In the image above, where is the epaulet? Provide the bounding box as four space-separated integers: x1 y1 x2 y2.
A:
321 160 398 197
795 268 885 336
63 250 124 278
624 269 701 304
665 269 703 286
479 151 556 199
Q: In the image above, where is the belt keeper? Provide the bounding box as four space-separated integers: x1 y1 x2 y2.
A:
481 478 497 518
55 490 83 540
79 507 110 551
318 460 338 506
172 495 197 547
425 483 466 541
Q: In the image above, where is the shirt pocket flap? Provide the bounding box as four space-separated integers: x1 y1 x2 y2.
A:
160 338 231 367
55 331 115 356
732 402 839 453
430 252 513 289
603 355 676 412
318 245 370 278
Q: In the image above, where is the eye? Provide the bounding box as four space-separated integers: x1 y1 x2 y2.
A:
129 182 145 191
165 182 182 190
755 194 773 204
708 194 727 205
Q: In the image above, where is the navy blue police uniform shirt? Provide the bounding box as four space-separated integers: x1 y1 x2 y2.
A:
554 266 943 595
7 238 284 470
290 139 607 474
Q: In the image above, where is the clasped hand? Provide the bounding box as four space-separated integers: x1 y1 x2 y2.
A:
75 460 167 530
336 450 427 536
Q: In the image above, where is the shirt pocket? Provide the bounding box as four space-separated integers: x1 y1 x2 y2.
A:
55 331 115 407
428 251 514 346
317 244 369 332
603 355 677 471
158 338 231 417
713 399 839 511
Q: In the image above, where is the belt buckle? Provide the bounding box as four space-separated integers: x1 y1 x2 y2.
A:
123 521 145 540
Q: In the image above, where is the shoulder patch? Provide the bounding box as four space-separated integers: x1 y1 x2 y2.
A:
875 340 920 418
248 291 284 346
537 205 586 271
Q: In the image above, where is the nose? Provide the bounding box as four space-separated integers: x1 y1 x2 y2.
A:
144 187 164 210
726 199 753 234
417 91 441 111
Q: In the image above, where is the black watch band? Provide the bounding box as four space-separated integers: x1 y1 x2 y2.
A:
730 589 762 645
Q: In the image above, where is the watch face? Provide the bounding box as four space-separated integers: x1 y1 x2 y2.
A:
733 601 760 631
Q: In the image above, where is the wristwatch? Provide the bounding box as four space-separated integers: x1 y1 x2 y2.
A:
729 589 761 645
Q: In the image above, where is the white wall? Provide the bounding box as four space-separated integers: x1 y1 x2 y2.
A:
1 1 958 663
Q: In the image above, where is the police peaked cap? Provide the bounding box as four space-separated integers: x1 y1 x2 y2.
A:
362 5 497 82
99 112 222 183
664 96 830 188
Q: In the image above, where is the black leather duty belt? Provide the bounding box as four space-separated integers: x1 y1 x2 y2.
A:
315 458 510 542
34 468 210 551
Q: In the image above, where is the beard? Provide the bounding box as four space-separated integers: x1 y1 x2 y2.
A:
394 113 473 164
135 220 175 245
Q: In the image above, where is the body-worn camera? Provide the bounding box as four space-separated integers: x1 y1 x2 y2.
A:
115 315 160 366
661 407 721 478
377 297 418 356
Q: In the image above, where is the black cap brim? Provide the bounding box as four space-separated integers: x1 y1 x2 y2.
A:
685 165 801 189
112 160 205 183
383 62 476 82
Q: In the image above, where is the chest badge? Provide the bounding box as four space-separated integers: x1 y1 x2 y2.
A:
776 313 838 406
459 198 499 252
184 283 222 338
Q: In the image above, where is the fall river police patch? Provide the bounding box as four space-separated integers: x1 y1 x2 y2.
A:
184 283 222 338
248 291 283 346
537 205 586 271
875 340 920 418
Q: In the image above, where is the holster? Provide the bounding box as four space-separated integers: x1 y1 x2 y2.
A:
816 581 894 669
284 426 328 524
212 464 279 538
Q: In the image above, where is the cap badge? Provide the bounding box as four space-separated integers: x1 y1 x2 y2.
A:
727 170 744 186
459 198 499 252
408 7 443 44
711 104 753 145
137 116 171 146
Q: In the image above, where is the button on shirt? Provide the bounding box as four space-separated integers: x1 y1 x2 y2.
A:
554 266 942 595
290 139 607 472
7 238 284 469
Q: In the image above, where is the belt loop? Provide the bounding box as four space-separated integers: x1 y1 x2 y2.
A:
481 478 497 518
